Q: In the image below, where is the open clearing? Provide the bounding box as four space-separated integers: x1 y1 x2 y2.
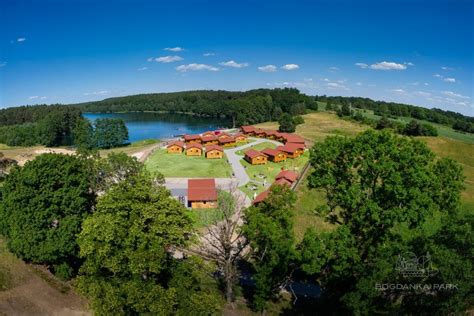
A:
145 149 233 178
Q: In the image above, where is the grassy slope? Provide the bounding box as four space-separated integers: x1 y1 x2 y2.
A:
255 111 474 238
145 149 233 178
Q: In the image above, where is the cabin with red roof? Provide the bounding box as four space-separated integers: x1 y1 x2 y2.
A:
244 149 268 165
263 130 278 139
253 129 266 138
167 141 185 154
282 134 305 145
187 179 218 209
202 131 215 137
261 148 287 162
185 143 203 156
205 145 224 159
217 132 231 140
277 143 305 158
218 136 237 147
253 190 269 205
183 134 202 144
201 135 218 146
241 125 255 135
273 177 293 187
275 170 299 183
234 133 248 143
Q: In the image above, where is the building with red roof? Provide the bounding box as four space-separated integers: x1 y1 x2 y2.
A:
187 179 218 208
185 143 203 156
218 136 237 147
261 148 287 162
273 177 293 187
205 145 224 159
241 125 255 135
183 134 202 144
277 143 305 158
234 133 248 143
282 134 305 145
167 141 185 154
201 134 218 145
244 149 268 165
201 131 216 137
252 190 269 205
275 170 299 183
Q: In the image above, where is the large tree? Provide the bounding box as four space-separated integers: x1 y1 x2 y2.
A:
93 118 129 149
243 185 297 312
0 154 95 278
76 172 220 314
299 130 466 313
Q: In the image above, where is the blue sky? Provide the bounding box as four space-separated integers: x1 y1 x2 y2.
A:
1 0 473 115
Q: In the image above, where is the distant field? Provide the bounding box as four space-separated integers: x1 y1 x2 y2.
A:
145 149 233 178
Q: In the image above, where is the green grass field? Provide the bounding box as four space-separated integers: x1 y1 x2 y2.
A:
145 149 233 178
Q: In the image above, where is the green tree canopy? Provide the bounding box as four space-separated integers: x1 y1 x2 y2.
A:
278 113 297 133
0 154 95 278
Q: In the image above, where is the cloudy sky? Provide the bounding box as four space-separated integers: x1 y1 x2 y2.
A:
1 0 473 115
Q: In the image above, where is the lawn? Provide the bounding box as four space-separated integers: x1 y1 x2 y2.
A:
236 141 277 156
186 208 224 230
145 149 233 178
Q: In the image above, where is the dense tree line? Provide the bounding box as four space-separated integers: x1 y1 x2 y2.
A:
316 95 474 133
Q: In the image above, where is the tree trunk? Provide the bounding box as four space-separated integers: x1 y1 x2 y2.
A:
225 260 234 303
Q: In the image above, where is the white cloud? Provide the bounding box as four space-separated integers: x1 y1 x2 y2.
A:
17 37 26 42
155 55 183 63
404 62 415 66
442 91 470 99
355 63 368 69
444 77 456 83
329 66 339 71
370 61 407 70
414 91 431 97
327 82 349 90
322 78 330 82
356 82 362 86
257 65 277 72
147 57 154 62
219 60 249 68
281 64 299 70
441 66 453 70
164 47 184 52
390 88 406 93
29 96 38 99
434 74 443 78
175 63 219 72
203 52 215 56
0 61 6 67
137 67 148 71
83 90 110 96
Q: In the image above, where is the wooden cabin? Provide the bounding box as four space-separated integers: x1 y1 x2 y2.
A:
241 125 255 135
253 190 269 205
273 177 293 187
234 133 248 143
282 134 305 145
274 132 286 142
187 179 218 209
201 135 218 146
217 132 232 140
263 130 278 139
202 131 216 137
244 149 268 165
205 145 224 159
185 143 203 156
261 148 287 162
253 129 266 138
183 134 202 144
276 143 304 158
275 170 298 183
219 136 237 147
167 141 185 154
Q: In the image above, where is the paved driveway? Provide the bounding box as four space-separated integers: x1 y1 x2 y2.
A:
224 137 283 186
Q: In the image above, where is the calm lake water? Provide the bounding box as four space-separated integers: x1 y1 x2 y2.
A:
83 112 230 143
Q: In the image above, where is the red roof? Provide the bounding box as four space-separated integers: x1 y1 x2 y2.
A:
273 178 293 186
201 135 217 142
188 179 218 202
187 143 203 150
254 128 266 134
276 170 298 183
184 134 201 141
206 145 223 152
234 133 247 138
219 137 236 144
245 149 267 159
202 131 215 136
261 148 284 157
264 130 278 136
277 143 304 154
283 134 305 144
286 142 305 149
241 126 255 133
167 141 185 148
253 190 269 204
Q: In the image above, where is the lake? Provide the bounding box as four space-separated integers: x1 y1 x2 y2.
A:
83 112 230 143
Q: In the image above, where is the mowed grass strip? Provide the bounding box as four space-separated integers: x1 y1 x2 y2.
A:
145 149 232 178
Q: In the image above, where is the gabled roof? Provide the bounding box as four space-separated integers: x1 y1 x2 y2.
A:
233 133 247 138
186 143 203 150
283 134 305 144
202 131 216 136
245 149 267 159
253 190 269 205
201 135 217 142
183 134 201 141
261 148 285 157
188 179 218 201
277 143 304 154
219 137 236 144
275 170 298 183
241 125 255 133
253 128 266 134
264 130 278 136
167 141 185 148
217 132 231 139
206 145 223 152
273 178 293 187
